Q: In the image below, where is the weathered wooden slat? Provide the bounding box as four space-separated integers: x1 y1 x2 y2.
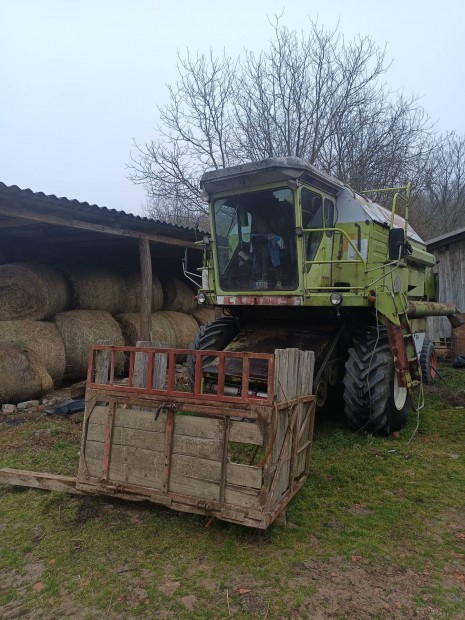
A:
87 424 224 460
84 455 163 489
87 424 164 450
229 420 263 445
169 475 220 501
224 486 261 510
0 468 83 494
89 406 224 439
226 463 262 490
171 454 221 483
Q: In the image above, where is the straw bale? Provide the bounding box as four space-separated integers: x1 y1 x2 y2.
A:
0 321 66 386
64 265 126 314
122 272 164 313
161 277 197 313
163 311 199 348
0 342 53 403
0 262 70 321
192 307 216 327
54 310 125 380
116 312 177 347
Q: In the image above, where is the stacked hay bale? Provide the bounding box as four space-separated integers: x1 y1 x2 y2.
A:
0 262 70 321
117 311 199 348
54 310 125 380
0 261 210 403
0 263 69 403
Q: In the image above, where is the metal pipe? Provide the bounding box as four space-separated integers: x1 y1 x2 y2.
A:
406 301 465 327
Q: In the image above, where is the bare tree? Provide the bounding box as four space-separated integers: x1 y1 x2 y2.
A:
129 49 237 216
410 132 465 238
129 18 435 221
234 20 388 163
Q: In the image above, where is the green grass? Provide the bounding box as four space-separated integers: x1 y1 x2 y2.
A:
1 365 464 618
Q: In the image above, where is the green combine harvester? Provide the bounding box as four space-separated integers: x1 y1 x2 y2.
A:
187 157 464 435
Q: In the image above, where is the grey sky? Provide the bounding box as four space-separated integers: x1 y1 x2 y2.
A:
2 0 464 215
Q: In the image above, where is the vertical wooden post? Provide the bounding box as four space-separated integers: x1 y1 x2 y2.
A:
138 237 152 341
95 340 111 385
133 341 169 389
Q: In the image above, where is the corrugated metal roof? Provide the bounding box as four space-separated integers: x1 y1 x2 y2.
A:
0 182 200 240
426 225 465 249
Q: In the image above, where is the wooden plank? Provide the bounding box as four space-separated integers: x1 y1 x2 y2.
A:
133 341 168 393
87 424 223 460
226 463 262 490
229 420 263 445
83 456 163 489
171 454 221 483
169 475 220 502
224 485 261 510
87 424 164 450
0 468 83 494
89 406 224 439
162 408 175 492
95 340 111 384
172 435 223 461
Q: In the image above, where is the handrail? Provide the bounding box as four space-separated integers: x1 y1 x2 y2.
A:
360 183 412 232
302 227 367 266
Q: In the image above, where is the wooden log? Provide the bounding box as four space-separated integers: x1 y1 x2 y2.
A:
138 238 153 341
0 468 83 494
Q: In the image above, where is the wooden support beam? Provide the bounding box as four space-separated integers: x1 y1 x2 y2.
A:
0 468 83 494
138 238 153 341
0 203 197 248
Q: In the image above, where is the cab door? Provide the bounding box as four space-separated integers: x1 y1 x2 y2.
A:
301 188 335 289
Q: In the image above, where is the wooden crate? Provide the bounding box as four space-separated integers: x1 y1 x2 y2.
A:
75 346 316 528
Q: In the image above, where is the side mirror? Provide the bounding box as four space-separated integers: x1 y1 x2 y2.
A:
388 228 405 260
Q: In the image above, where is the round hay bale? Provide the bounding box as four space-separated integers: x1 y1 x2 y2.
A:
116 312 177 347
122 273 164 313
0 342 53 403
64 265 126 314
192 307 216 327
0 321 66 386
163 311 200 348
54 310 125 380
0 262 70 321
161 277 197 313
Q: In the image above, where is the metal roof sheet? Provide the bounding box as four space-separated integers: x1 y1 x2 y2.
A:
426 225 465 249
0 182 199 240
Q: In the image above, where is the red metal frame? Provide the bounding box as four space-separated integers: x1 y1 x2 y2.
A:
87 344 275 407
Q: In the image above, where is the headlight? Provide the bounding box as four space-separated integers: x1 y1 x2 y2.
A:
330 292 343 306
197 292 207 304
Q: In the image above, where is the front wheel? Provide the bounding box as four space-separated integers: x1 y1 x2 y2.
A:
187 317 239 387
343 326 410 435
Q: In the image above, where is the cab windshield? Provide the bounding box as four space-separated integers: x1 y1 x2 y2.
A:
213 187 297 291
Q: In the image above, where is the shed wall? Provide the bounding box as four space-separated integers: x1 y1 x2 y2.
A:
427 238 465 342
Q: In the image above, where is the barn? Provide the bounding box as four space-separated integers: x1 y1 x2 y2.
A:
427 226 465 357
0 182 207 402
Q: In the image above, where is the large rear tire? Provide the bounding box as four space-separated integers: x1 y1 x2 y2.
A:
343 326 409 435
187 317 239 387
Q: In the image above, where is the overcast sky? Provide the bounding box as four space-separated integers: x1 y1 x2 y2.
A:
2 0 464 215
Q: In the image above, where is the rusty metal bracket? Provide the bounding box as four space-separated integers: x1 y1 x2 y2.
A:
154 402 177 421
